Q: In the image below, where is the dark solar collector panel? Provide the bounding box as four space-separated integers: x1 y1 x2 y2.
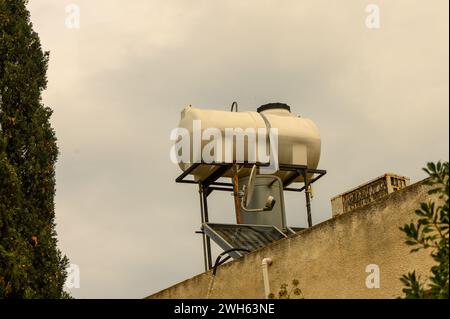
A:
202 223 287 259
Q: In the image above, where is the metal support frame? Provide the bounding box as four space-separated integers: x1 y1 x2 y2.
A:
176 162 326 190
198 184 212 271
176 162 326 270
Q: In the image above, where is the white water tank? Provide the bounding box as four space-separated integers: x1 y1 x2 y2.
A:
175 103 321 182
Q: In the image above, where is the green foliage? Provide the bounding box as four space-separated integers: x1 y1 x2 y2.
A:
399 161 449 299
268 279 304 299
0 0 69 298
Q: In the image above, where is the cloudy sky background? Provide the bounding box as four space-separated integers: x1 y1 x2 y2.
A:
27 0 448 298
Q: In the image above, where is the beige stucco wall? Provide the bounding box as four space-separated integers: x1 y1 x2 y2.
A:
147 179 440 299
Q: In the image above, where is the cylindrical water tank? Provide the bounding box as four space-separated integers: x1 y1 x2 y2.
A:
174 103 321 182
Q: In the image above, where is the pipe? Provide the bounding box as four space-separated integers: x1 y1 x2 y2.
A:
261 258 273 299
232 167 242 224
206 248 250 299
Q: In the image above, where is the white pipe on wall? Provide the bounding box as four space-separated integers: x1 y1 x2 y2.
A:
261 258 273 299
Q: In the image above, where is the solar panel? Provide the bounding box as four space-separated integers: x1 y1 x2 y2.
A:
202 223 287 259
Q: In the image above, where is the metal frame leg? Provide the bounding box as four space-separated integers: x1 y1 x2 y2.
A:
202 188 213 270
199 184 212 271
301 170 313 228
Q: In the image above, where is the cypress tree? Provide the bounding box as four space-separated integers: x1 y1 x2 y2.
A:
0 0 69 298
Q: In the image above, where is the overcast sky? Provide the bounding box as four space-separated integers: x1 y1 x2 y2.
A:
27 0 448 298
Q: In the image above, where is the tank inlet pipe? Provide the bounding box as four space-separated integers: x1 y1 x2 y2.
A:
261 258 273 299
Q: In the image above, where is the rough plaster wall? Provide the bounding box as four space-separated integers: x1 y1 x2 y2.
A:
148 179 441 299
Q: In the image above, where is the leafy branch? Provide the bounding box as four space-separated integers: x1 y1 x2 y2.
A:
399 161 449 299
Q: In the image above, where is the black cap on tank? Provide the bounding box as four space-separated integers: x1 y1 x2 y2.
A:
257 102 291 113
